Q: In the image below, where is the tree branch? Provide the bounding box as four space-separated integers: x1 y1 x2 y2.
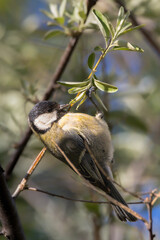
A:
5 0 98 178
0 166 26 240
146 191 156 240
115 0 160 57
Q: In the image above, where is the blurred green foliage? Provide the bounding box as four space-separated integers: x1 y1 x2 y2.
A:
0 0 160 239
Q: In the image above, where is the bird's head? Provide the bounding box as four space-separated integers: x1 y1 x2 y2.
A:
28 101 69 134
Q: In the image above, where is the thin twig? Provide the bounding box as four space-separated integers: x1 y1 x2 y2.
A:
146 191 156 240
5 0 98 179
25 186 144 205
12 148 46 198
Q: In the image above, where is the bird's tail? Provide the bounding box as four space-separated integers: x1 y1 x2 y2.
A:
101 174 137 222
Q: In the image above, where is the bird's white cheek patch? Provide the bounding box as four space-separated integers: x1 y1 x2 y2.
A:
34 112 57 130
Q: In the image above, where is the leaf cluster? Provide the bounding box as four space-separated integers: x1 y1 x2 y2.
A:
58 7 144 110
41 0 87 39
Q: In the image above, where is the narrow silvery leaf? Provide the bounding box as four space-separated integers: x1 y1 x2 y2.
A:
58 80 90 87
68 86 88 94
93 9 110 42
76 94 87 109
118 24 144 37
49 4 59 18
112 40 144 52
116 7 124 29
93 93 108 112
59 0 67 17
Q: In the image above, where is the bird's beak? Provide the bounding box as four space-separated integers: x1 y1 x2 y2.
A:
59 104 70 111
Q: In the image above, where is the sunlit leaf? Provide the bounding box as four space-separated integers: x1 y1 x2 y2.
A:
88 52 95 69
116 7 130 34
58 80 90 87
109 22 115 38
49 4 59 18
94 79 118 93
44 30 64 40
69 91 86 105
118 24 145 37
93 9 110 41
76 94 87 109
112 40 144 52
68 85 88 94
116 6 124 28
59 0 67 17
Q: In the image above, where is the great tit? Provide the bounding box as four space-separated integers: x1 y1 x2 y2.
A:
28 101 137 222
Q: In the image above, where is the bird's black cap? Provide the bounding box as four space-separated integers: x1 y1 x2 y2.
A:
28 101 60 134
28 101 59 124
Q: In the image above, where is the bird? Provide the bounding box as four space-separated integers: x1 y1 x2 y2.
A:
28 100 137 222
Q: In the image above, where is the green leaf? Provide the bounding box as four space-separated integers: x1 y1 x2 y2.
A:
118 22 132 35
76 94 87 109
112 40 144 52
108 22 115 38
116 6 124 28
68 85 88 94
59 0 67 17
118 24 145 37
94 79 118 93
93 9 111 42
41 10 54 19
116 7 130 35
69 91 86 105
93 93 108 112
58 80 90 87
49 4 59 18
88 53 95 69
44 30 64 40
54 17 65 25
